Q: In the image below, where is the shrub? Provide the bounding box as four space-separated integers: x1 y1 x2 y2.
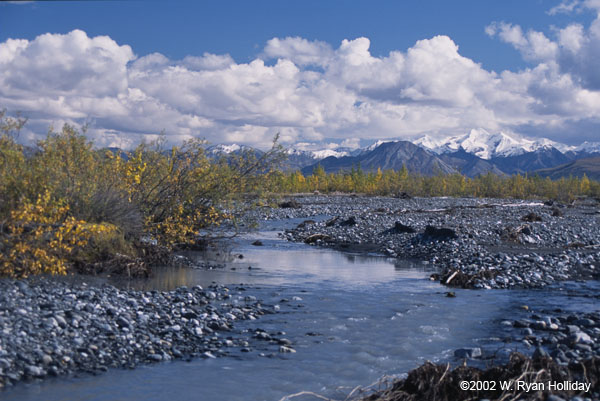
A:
0 112 284 277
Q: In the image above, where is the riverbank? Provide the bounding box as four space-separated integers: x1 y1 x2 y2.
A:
362 352 599 401
262 195 600 289
0 277 286 388
1 195 599 399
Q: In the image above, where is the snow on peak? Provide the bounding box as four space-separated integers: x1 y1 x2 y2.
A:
209 144 242 153
311 149 349 158
285 148 348 159
365 139 398 151
574 141 600 154
414 135 461 154
416 129 566 159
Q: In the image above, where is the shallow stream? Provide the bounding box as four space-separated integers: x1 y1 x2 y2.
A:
3 218 599 401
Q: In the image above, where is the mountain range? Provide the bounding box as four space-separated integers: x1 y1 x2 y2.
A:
207 129 600 179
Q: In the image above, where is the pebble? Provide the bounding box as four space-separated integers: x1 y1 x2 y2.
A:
0 278 279 387
265 195 600 290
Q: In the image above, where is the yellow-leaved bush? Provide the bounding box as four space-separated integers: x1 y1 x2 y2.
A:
0 190 117 278
0 111 284 277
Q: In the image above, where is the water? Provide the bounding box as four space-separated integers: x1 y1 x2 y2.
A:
3 221 599 401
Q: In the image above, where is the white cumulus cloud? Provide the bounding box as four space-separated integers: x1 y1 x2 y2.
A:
1 18 600 150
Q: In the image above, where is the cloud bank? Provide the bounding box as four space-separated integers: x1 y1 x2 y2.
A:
1 4 600 149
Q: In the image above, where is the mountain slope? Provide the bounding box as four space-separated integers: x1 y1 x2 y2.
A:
301 141 456 175
438 149 505 177
534 157 600 180
490 147 574 175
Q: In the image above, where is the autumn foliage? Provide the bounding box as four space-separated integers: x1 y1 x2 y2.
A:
1 108 598 278
0 111 282 277
266 164 599 200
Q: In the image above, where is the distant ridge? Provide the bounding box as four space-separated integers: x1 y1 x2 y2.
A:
301 141 456 176
534 157 600 181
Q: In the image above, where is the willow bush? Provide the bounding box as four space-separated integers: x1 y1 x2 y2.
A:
0 113 283 278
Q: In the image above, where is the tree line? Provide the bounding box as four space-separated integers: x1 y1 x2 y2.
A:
264 164 598 200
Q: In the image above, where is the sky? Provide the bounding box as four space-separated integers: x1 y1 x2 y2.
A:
1 0 599 150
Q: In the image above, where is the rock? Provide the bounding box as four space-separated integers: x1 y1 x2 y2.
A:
390 222 416 234
394 192 412 199
147 354 163 362
454 348 482 358
522 212 542 222
570 331 593 344
339 216 357 226
532 347 549 359
325 217 339 227
422 226 457 241
26 365 45 377
304 233 332 244
251 240 263 246
279 200 301 209
445 292 456 298
296 220 316 229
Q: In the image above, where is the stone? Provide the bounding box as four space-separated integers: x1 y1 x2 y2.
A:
454 348 482 358
147 354 163 362
422 226 457 241
26 365 45 377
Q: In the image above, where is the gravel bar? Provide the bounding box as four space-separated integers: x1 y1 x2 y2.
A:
0 278 282 388
261 195 600 289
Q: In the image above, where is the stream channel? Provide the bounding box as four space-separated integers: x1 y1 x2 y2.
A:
3 217 599 401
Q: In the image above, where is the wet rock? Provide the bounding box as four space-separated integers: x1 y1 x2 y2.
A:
454 347 482 358
532 347 549 359
296 220 316 229
304 233 333 244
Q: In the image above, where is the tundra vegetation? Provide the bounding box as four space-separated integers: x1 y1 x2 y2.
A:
0 110 284 278
1 110 598 278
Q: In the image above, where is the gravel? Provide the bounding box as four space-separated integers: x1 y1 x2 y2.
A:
259 195 600 289
0 278 284 388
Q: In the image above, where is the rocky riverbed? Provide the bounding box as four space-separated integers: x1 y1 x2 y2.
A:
260 195 600 289
0 278 287 388
256 195 600 374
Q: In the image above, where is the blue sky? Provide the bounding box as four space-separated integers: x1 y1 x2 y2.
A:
1 0 599 149
3 1 592 71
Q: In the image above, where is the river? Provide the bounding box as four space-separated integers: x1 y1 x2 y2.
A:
3 218 599 401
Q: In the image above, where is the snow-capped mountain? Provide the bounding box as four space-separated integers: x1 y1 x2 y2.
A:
206 143 257 155
574 141 600 154
285 148 349 159
415 129 573 160
202 133 599 177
